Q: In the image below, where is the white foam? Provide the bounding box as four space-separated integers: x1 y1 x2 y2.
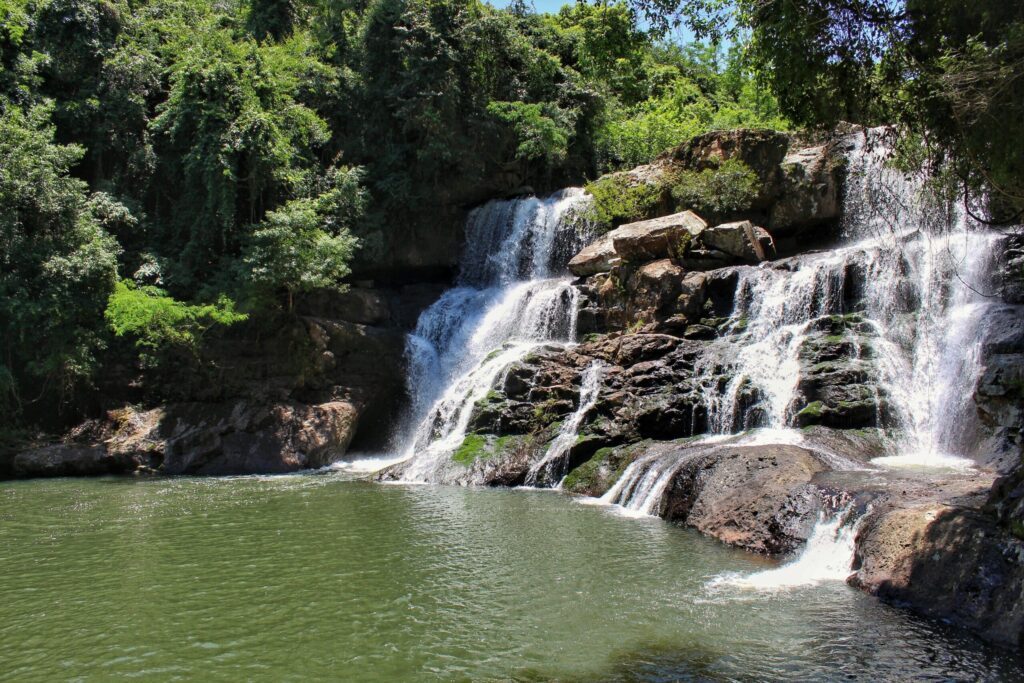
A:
707 508 862 592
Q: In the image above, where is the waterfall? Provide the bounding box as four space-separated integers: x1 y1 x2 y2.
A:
707 507 864 591
601 128 1003 516
842 130 999 468
394 189 592 482
524 361 605 488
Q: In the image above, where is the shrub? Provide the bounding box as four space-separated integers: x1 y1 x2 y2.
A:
670 157 759 216
105 280 247 354
584 173 665 228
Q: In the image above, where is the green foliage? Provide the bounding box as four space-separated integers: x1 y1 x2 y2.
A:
452 433 488 466
584 174 664 227
0 100 119 420
152 26 333 285
670 158 759 215
487 100 575 166
105 280 247 352
240 169 363 310
663 0 1024 216
1 0 798 430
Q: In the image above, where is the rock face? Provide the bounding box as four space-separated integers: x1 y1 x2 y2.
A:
610 211 707 263
13 444 146 478
658 127 847 239
569 213 774 278
567 234 618 277
160 400 359 475
659 443 827 553
8 285 423 479
700 220 775 263
853 504 1024 650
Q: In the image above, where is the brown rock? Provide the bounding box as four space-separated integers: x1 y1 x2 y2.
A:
660 443 827 553
12 444 142 478
611 211 707 263
568 234 618 276
700 220 776 263
852 504 1024 651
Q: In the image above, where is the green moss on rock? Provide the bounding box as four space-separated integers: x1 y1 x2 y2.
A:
452 434 489 466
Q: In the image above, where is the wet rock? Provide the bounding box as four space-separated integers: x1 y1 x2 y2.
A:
159 400 358 475
12 444 144 478
792 315 886 429
562 442 651 497
997 234 1024 305
660 443 827 553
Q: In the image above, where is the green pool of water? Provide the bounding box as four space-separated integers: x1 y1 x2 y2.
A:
1 473 1020 681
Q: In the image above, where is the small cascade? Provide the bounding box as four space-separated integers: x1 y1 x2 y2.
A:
707 507 863 591
598 434 736 517
394 189 593 482
524 362 605 487
709 251 850 432
863 233 999 468
841 130 999 468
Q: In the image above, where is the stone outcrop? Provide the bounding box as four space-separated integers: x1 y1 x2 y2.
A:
656 127 847 240
7 284 427 479
700 220 775 263
610 211 707 263
659 443 828 553
569 212 774 278
12 444 147 478
852 501 1024 651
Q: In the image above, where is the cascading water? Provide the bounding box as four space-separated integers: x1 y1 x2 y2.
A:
600 128 1003 520
707 506 865 591
524 361 605 488
395 189 592 482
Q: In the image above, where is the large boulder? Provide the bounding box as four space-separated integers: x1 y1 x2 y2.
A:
568 211 708 277
768 141 847 237
610 211 707 263
568 233 618 277
852 504 1024 651
660 443 827 553
160 400 358 475
699 220 776 263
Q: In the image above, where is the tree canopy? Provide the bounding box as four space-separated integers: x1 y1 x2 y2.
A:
3 0 1020 434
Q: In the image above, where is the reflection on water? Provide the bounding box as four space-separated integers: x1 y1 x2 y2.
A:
1 474 1020 682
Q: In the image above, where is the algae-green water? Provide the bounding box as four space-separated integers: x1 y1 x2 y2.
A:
1 473 1020 682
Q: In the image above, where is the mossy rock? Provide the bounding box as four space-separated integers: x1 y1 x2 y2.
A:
562 442 647 497
452 434 490 466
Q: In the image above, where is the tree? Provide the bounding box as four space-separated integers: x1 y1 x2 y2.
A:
0 101 119 422
151 26 333 287
240 167 365 311
105 280 247 355
640 0 1024 215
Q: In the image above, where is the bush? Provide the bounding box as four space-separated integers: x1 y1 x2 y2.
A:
670 158 759 216
105 280 247 354
584 173 665 228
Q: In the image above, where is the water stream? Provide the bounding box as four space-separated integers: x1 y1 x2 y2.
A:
384 131 1006 600
524 360 605 487
600 131 1002 525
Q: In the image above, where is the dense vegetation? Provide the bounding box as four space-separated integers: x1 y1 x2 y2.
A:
2 0 1022 436
641 0 1024 220
0 0 784 431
